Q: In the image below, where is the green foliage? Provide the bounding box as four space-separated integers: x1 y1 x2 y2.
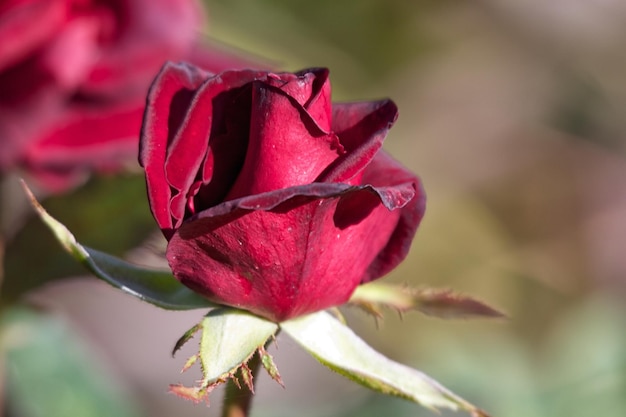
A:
1 308 142 417
21 181 214 310
281 311 489 416
350 282 505 319
2 175 155 305
170 308 279 403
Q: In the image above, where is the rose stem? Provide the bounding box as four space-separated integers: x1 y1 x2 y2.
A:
220 351 263 417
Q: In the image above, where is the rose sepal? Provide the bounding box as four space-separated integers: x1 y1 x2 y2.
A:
350 282 506 320
22 181 214 310
281 311 490 417
170 307 280 404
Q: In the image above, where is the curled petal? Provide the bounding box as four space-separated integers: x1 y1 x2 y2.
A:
322 100 398 184
226 81 343 200
167 178 418 322
139 61 211 236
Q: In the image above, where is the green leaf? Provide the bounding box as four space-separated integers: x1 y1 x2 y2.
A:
170 308 279 403
281 311 490 417
22 180 214 310
350 282 505 320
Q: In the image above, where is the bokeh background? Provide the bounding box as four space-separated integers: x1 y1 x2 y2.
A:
3 0 626 416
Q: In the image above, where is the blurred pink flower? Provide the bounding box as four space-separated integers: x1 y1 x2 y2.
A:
0 0 256 192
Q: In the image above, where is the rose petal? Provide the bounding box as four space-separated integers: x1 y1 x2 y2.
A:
4 96 145 193
267 68 332 132
139 61 210 237
167 185 399 321
264 71 306 104
191 182 361 221
83 0 204 93
168 181 411 321
0 0 66 71
321 100 398 184
24 101 144 169
165 69 265 222
360 151 426 282
42 16 101 89
226 81 343 200
299 68 332 132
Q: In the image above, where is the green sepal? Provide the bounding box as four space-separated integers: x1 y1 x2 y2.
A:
281 311 490 417
259 344 284 387
171 308 279 404
22 181 214 310
350 282 505 320
172 323 202 357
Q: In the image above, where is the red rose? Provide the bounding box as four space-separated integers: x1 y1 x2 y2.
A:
0 0 254 192
139 62 425 322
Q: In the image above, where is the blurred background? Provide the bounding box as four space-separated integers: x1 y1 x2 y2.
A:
2 0 626 416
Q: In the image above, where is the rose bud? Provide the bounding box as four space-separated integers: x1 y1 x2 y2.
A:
139 62 425 322
0 0 257 193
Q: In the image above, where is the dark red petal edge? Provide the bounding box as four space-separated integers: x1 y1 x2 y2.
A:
165 69 277 226
296 68 332 132
179 181 416 240
139 61 210 238
321 100 398 183
361 153 426 282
